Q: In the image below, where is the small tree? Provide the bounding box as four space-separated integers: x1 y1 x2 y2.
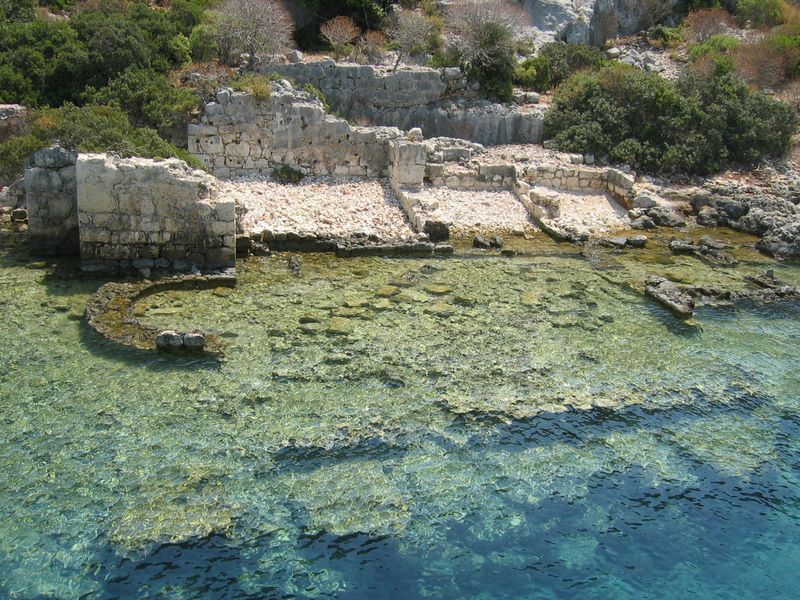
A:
217 0 294 69
446 0 524 100
683 8 735 43
447 0 522 73
359 29 388 63
386 11 436 71
320 15 361 60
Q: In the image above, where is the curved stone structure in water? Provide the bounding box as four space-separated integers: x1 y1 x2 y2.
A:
84 273 236 354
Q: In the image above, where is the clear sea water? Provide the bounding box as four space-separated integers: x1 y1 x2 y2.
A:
1 230 799 599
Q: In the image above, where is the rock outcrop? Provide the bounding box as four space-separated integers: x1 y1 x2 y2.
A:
521 0 682 46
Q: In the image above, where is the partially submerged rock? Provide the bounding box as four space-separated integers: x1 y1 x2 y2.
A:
645 276 695 319
645 271 800 320
668 237 737 265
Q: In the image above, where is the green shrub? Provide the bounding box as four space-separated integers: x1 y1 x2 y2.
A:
0 0 34 22
428 46 462 69
0 103 203 183
736 0 785 26
0 18 90 106
688 34 741 60
648 24 682 46
765 26 800 75
544 64 798 174
524 42 606 92
0 134 42 184
84 68 200 133
513 57 538 89
471 57 515 103
189 22 219 61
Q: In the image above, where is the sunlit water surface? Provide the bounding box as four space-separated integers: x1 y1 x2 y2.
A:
1 232 799 599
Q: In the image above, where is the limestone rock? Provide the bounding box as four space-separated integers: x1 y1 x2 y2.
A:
156 330 184 351
182 331 206 351
33 145 77 169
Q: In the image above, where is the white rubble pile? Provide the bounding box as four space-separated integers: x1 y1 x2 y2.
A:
544 190 630 236
417 187 538 236
227 175 416 240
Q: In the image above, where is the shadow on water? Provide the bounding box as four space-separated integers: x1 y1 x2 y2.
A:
89 530 419 600
92 534 264 600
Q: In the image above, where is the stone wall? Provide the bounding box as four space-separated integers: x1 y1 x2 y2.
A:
189 84 403 178
519 164 635 206
261 60 544 146
0 104 26 143
25 146 79 255
76 155 235 274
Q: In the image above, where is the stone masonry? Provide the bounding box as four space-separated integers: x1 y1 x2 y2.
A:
76 155 235 274
25 145 79 255
0 104 26 144
261 60 544 146
189 83 404 179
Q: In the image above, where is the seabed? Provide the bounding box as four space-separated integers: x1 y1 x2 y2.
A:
1 226 799 599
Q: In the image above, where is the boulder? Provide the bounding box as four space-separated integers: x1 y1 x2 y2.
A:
644 276 694 319
33 145 77 169
647 206 687 228
156 330 184 351
473 235 492 249
182 331 206 351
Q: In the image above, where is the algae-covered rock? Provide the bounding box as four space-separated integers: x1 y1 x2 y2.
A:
376 285 400 298
424 302 455 318
327 317 354 335
423 284 452 296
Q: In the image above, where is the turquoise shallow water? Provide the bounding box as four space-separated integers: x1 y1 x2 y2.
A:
1 230 799 599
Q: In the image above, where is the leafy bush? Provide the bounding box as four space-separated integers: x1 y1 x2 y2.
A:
522 42 606 92
0 134 43 184
0 103 203 183
84 68 200 133
688 33 740 60
513 57 538 89
189 21 219 61
737 0 785 26
0 0 35 21
648 25 682 47
764 25 800 76
544 64 798 174
444 0 527 102
231 73 273 100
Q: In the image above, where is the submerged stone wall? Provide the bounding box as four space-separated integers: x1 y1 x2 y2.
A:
76 155 236 274
189 84 403 178
25 146 79 255
261 60 544 146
